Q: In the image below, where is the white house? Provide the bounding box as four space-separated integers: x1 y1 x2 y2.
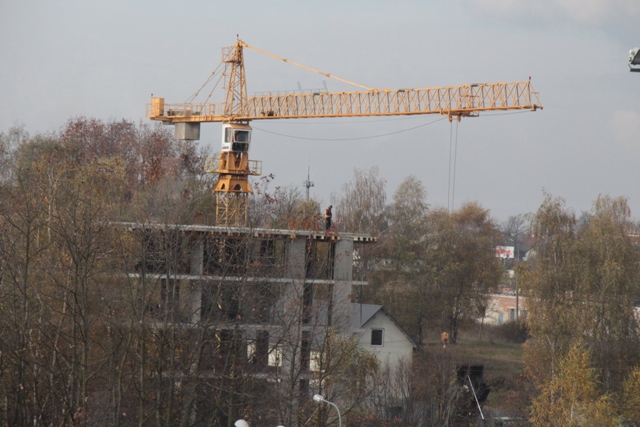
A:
350 303 418 370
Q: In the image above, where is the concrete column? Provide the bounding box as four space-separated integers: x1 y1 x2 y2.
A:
332 238 354 332
189 238 204 324
281 237 308 427
284 236 307 309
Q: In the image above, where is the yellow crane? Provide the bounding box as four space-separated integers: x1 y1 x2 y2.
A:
147 40 543 226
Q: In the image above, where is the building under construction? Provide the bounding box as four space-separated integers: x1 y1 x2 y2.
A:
122 221 374 425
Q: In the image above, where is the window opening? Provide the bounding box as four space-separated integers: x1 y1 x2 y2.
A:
371 329 383 346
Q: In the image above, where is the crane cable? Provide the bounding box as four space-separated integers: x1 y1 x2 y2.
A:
251 109 531 126
448 120 459 213
251 117 448 141
240 41 374 92
202 72 226 105
185 62 225 103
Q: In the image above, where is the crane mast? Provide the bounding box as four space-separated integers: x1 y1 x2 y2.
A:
222 43 248 116
148 40 543 226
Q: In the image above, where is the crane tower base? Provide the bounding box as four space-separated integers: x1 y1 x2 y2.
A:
216 192 249 226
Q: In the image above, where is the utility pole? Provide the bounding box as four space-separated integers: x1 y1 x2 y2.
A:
515 271 519 324
514 234 519 324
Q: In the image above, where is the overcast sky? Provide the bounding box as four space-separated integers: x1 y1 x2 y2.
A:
2 0 640 222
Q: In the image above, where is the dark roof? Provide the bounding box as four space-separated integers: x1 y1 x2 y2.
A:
350 304 383 328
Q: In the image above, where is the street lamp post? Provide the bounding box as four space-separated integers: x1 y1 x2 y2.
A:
313 394 342 427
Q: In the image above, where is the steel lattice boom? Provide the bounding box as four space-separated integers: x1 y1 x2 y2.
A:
149 81 541 123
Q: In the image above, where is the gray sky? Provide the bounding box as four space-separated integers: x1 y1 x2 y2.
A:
2 0 639 222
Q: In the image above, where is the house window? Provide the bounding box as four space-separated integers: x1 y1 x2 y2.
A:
509 308 516 321
310 350 322 372
248 330 269 366
268 345 282 367
371 329 384 346
300 331 310 370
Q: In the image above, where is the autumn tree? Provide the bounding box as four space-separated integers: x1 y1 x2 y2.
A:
283 328 379 427
620 367 640 425
250 176 322 231
334 166 387 236
0 126 134 425
442 203 502 343
519 194 580 395
0 118 217 426
520 193 640 426
530 342 618 427
59 116 216 224
0 118 515 427
521 194 640 395
0 137 52 425
370 175 430 344
500 213 528 265
369 175 501 345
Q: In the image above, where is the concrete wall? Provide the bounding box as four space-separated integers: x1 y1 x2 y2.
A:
332 238 354 332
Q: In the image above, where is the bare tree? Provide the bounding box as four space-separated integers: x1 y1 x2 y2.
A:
500 214 527 262
368 176 501 346
334 166 387 236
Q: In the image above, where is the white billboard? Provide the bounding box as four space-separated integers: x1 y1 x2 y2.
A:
495 246 514 259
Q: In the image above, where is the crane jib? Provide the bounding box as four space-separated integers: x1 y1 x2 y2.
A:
148 82 541 123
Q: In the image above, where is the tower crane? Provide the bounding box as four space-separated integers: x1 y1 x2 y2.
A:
147 40 542 226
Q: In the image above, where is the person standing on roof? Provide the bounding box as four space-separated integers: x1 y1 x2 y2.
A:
325 205 332 230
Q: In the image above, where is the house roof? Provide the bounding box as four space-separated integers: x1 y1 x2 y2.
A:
350 303 420 350
350 303 383 329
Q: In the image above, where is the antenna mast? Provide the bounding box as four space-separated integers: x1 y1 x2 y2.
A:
304 165 314 201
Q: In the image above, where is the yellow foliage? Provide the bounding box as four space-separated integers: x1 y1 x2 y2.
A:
621 367 640 425
529 342 619 427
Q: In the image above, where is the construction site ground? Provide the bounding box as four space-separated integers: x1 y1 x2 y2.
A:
424 328 526 418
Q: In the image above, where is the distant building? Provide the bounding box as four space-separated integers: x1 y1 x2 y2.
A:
482 293 527 325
